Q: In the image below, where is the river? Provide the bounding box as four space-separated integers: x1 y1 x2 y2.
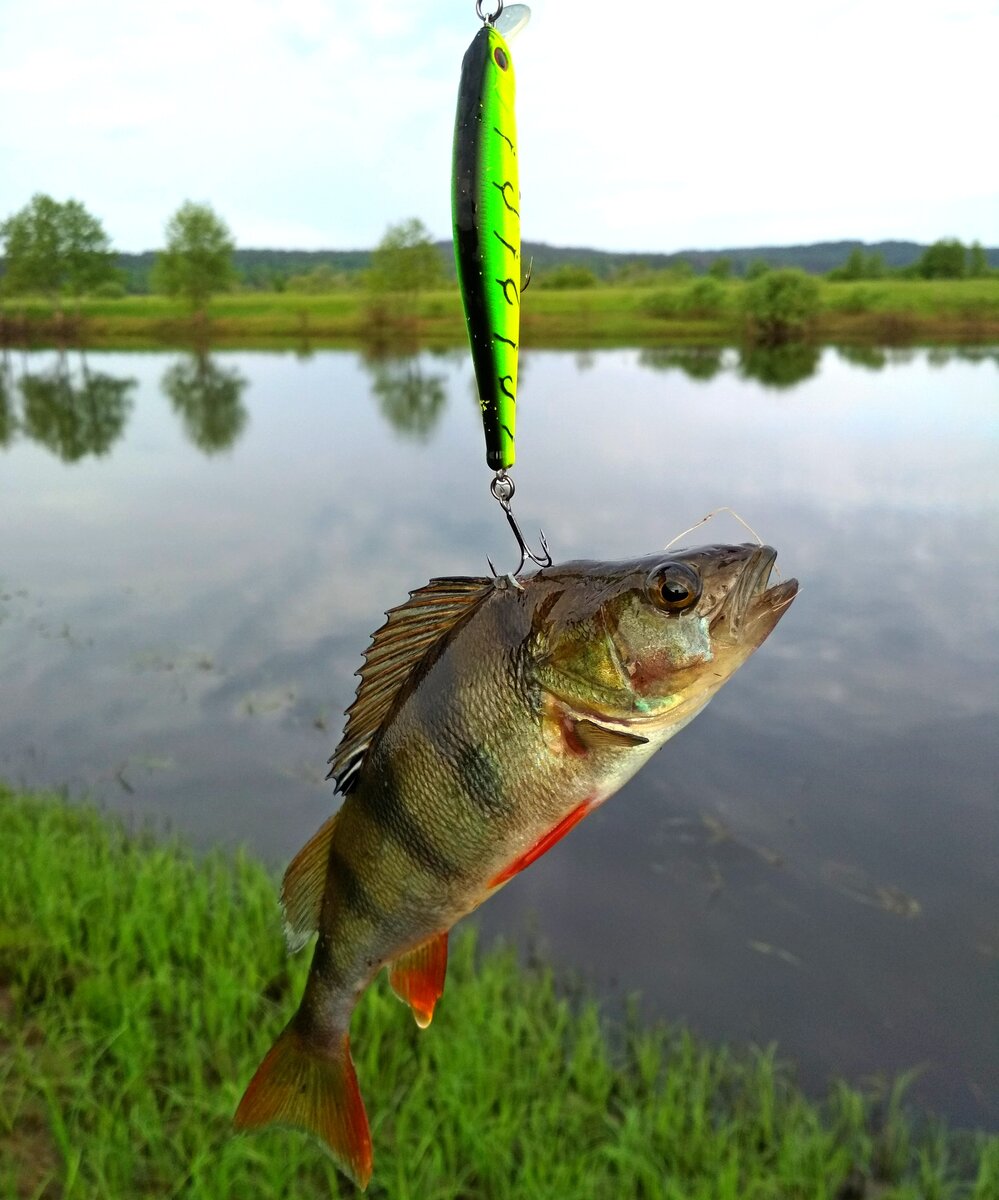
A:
1 342 996 1127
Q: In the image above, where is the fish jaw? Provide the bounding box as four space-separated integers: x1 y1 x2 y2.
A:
700 544 799 678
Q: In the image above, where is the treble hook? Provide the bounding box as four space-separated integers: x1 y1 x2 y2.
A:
487 471 553 580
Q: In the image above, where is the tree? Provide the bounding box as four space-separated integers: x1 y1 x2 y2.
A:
367 219 444 299
0 194 117 299
828 247 886 282
708 257 732 280
829 247 866 281
741 268 820 344
917 239 966 280
968 241 990 278
152 202 235 311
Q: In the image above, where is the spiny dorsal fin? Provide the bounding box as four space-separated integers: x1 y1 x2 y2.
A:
329 577 492 792
281 809 341 952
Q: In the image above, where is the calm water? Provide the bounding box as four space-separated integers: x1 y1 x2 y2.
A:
2 343 997 1127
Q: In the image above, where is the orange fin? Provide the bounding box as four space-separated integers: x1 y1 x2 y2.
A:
281 810 340 953
388 931 449 1028
234 1025 372 1190
490 801 592 888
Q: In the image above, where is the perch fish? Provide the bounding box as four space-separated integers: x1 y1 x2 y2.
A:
235 543 797 1186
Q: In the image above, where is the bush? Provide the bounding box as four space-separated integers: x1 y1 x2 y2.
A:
741 268 821 343
829 286 884 315
537 264 598 290
917 239 967 279
641 289 680 319
678 278 726 318
91 279 127 299
285 264 349 294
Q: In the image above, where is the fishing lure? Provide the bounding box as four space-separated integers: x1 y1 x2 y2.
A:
452 3 528 474
453 2 549 576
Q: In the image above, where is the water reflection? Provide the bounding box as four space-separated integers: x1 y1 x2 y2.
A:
15 352 136 461
361 349 447 440
639 345 725 381
836 345 887 371
737 342 821 389
0 356 16 447
161 351 249 454
953 346 999 367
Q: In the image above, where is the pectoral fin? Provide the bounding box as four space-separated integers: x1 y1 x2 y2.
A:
489 800 593 888
572 719 649 751
388 931 449 1028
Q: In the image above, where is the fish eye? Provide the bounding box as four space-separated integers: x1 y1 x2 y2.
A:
493 46 509 70
648 562 702 614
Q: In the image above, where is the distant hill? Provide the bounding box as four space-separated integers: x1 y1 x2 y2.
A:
508 239 999 278
112 239 999 292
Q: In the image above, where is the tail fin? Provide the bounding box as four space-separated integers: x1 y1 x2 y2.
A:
234 1024 372 1189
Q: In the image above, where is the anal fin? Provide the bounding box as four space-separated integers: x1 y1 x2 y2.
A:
489 801 592 888
388 931 449 1028
281 810 340 952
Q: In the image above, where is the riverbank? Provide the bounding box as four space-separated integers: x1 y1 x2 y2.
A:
1 787 996 1198
2 278 999 348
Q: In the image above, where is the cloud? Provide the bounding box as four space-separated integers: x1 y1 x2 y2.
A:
0 0 996 251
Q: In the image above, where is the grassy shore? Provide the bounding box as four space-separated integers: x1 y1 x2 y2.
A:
2 278 999 348
1 788 996 1199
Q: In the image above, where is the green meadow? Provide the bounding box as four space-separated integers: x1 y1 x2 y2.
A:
2 278 999 346
1 787 997 1199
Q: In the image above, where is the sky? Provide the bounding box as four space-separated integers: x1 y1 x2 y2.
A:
2 0 997 255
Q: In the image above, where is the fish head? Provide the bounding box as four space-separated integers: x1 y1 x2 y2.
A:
531 544 797 737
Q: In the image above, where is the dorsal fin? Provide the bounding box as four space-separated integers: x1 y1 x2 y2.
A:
328 576 492 792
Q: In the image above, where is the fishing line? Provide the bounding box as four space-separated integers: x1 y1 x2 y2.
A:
665 508 794 588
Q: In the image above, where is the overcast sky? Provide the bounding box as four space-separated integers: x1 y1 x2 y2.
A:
2 0 996 254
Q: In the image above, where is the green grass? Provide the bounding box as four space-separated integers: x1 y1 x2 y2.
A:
3 278 999 347
1 787 997 1198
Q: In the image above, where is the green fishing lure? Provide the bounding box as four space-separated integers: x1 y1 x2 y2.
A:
452 15 524 472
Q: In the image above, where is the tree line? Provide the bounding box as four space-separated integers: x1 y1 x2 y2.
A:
0 193 995 309
0 195 446 309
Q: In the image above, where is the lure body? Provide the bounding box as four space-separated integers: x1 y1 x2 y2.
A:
452 23 521 471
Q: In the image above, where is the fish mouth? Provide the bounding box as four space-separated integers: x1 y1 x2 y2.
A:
717 544 798 645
